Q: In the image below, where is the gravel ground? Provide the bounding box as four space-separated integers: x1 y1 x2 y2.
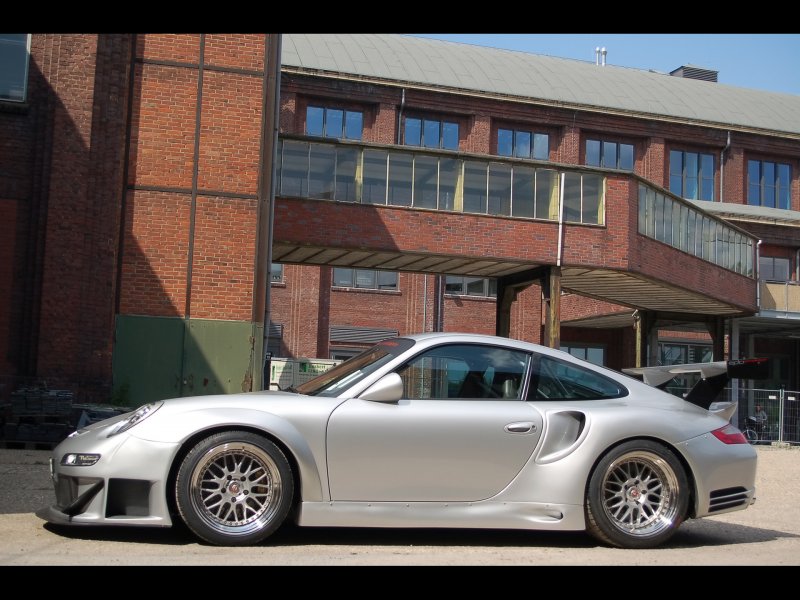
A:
1 444 799 566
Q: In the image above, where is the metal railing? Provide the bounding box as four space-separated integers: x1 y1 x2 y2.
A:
666 385 800 445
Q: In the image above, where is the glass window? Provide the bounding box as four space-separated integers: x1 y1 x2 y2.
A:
306 105 363 140
0 34 30 102
497 128 550 161
413 155 438 209
560 345 606 366
748 159 792 209
759 256 790 281
404 117 421 147
670 150 714 201
405 117 459 150
488 163 512 215
397 343 530 400
586 138 634 170
333 268 398 290
445 276 496 298
270 263 284 283
531 355 626 400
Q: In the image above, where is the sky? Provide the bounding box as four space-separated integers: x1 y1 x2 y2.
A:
409 34 800 96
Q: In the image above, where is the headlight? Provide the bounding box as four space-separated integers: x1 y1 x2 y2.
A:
107 402 162 437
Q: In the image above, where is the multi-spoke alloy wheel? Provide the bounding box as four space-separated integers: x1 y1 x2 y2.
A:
586 440 689 549
176 432 293 546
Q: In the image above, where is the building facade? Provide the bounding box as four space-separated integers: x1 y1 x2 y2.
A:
1 33 799 409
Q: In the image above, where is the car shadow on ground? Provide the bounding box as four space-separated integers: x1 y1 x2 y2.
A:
41 517 797 549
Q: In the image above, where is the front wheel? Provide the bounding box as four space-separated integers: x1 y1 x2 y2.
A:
585 440 689 549
175 431 294 546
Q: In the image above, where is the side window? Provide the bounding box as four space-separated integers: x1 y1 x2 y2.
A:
530 355 626 400
396 344 529 400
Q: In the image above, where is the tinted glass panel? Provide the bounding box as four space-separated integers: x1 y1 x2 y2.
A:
512 165 535 218
423 119 440 148
586 140 600 167
515 131 531 158
463 161 488 214
362 150 387 204
325 109 343 138
308 144 335 199
388 153 413 206
488 163 512 215
619 143 634 170
533 133 549 160
442 121 459 150
404 117 421 146
562 173 581 222
344 111 363 140
581 174 602 225
280 140 308 197
532 355 625 400
497 129 513 156
335 146 358 202
602 142 617 168
306 106 324 136
414 155 438 209
439 158 459 211
333 268 353 287
535 169 558 220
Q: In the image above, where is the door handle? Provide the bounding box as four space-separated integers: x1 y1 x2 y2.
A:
505 421 536 433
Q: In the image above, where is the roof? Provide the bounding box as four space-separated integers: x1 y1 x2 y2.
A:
690 200 800 227
281 34 800 138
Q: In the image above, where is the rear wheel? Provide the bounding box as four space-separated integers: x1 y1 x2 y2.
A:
175 431 293 546
586 440 689 549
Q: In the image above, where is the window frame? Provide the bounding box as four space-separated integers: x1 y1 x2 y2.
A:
747 158 791 209
332 267 399 291
585 137 635 171
305 104 363 141
444 275 497 298
403 115 459 150
669 149 715 201
0 33 31 103
497 127 550 161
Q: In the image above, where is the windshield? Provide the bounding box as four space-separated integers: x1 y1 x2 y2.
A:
295 337 415 397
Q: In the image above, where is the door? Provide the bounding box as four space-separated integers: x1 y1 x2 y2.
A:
326 343 543 502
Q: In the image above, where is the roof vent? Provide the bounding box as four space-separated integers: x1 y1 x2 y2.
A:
594 47 607 66
669 65 718 82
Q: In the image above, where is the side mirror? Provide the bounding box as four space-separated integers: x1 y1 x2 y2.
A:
359 373 404 403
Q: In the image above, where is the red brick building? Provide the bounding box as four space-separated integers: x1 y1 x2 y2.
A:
1 34 798 408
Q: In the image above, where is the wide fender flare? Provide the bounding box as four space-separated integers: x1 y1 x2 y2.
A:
131 407 326 502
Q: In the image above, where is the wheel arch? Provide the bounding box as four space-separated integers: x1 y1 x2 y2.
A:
165 425 305 522
583 435 699 519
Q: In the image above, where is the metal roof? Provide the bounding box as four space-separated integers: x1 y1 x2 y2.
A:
281 34 800 137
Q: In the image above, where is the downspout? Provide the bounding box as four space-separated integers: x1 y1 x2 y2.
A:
557 173 566 266
756 240 762 310
397 88 406 144
720 131 731 202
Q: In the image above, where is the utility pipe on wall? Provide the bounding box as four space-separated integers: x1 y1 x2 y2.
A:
720 131 731 202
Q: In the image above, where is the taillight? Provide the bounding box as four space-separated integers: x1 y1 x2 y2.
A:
711 424 748 445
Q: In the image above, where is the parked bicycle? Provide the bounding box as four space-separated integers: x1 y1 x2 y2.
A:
742 409 779 445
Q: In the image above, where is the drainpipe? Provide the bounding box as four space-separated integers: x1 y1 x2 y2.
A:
719 131 731 202
756 240 762 310
557 173 566 266
397 88 406 144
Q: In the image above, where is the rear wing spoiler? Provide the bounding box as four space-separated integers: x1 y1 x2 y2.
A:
622 358 769 411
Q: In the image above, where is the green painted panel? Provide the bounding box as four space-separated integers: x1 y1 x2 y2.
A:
182 320 262 397
112 315 184 407
113 316 264 408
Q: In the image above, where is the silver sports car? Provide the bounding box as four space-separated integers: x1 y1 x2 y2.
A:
37 332 762 549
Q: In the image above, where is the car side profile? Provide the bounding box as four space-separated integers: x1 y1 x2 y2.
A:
37 333 760 549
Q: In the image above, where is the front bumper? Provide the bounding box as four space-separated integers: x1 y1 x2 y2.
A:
36 423 180 528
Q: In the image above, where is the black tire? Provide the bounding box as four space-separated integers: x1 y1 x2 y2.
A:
585 440 689 549
175 431 293 546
